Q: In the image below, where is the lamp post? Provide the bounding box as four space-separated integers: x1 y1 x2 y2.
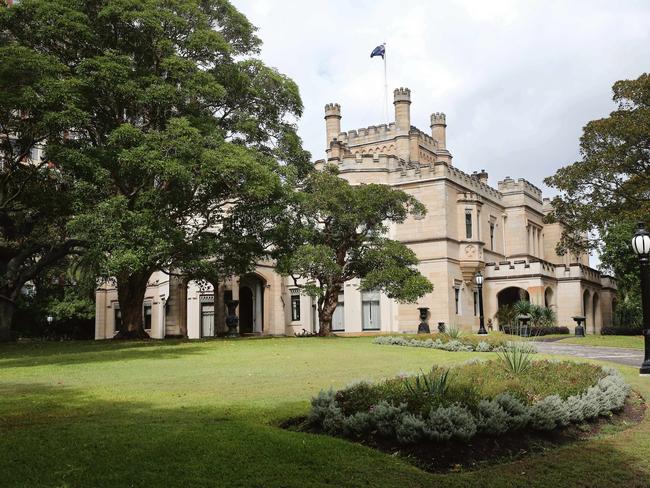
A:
475 271 487 335
631 222 650 375
46 315 53 326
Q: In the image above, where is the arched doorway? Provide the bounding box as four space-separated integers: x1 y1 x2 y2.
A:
544 287 554 308
583 290 591 333
495 287 530 329
592 293 601 334
497 287 530 308
238 274 265 334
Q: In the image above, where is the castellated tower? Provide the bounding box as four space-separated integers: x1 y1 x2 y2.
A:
324 103 341 148
393 87 411 131
430 112 446 150
321 87 452 167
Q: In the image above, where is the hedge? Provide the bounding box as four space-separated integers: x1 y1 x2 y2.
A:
373 335 538 353
502 326 570 336
601 327 643 336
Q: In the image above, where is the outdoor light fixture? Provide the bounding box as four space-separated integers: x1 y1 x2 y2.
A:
632 223 650 375
475 271 487 335
46 316 53 325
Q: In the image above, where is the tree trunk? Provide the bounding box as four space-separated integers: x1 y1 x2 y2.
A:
318 287 340 336
0 297 15 342
114 272 150 340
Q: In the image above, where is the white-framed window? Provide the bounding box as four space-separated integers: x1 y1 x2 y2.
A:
290 288 301 322
332 294 345 331
143 302 152 330
361 290 381 330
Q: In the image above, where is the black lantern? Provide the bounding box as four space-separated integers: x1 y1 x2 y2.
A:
632 223 650 375
475 271 487 335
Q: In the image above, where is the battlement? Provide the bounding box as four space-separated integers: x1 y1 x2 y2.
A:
393 87 411 102
497 176 542 200
338 123 399 146
324 103 341 117
445 164 502 201
430 112 446 126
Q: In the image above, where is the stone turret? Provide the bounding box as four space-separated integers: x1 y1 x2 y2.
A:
393 88 411 131
430 112 446 149
324 103 341 148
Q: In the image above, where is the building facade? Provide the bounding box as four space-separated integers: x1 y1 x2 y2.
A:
95 88 616 339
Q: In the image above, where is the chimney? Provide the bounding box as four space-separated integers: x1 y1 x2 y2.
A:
393 87 411 131
324 103 341 149
430 112 446 149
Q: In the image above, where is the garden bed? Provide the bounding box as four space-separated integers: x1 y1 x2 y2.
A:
374 333 537 353
288 358 636 472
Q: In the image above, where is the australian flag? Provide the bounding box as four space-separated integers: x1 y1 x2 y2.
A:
370 44 385 59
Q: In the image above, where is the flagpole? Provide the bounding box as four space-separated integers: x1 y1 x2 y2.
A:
383 42 388 124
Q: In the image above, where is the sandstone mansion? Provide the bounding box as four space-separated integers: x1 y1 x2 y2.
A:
95 88 616 339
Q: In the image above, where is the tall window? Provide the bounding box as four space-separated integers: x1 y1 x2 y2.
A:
490 222 495 250
465 211 472 239
114 307 122 335
201 302 215 337
144 303 152 330
290 289 301 321
362 290 381 330
332 294 345 331
454 288 460 314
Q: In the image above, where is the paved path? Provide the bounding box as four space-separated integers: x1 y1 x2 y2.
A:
534 341 643 367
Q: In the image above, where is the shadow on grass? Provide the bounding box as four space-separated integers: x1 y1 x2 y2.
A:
1 381 650 488
0 339 207 368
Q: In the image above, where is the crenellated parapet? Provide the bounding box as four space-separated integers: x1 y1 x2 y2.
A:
324 103 341 117
497 176 543 201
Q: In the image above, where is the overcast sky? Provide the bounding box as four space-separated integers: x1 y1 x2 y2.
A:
232 0 649 195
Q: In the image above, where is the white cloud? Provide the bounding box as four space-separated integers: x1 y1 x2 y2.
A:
233 0 650 194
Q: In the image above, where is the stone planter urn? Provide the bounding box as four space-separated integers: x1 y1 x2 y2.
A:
437 321 446 333
573 315 586 337
417 307 430 334
225 300 240 337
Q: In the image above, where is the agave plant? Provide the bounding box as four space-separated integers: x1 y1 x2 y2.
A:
403 369 451 400
497 342 533 375
446 323 462 339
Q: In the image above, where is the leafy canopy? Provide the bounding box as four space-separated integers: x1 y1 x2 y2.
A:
277 166 433 305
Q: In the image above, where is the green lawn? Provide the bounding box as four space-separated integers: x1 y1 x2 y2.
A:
1 337 650 487
562 334 644 350
537 334 644 350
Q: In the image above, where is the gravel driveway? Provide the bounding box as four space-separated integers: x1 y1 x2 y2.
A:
533 341 644 368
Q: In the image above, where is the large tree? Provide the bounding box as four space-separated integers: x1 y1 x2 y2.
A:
276 167 433 336
0 39 88 341
545 73 649 326
1 0 309 339
545 73 650 255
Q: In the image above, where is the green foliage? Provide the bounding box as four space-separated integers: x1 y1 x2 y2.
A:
403 369 451 402
309 360 628 445
373 334 535 353
497 343 533 375
1 0 311 338
446 323 462 338
276 168 433 334
544 74 650 259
